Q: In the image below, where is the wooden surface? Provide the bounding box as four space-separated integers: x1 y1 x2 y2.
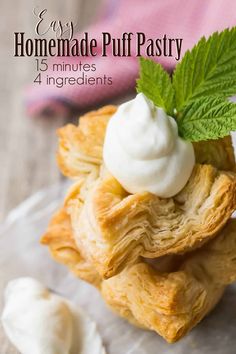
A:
0 0 103 223
0 0 104 352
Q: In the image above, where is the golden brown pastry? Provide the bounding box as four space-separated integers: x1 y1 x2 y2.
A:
56 108 236 279
193 136 236 171
42 206 236 342
42 105 236 343
57 105 116 181
57 106 235 181
41 205 101 287
67 164 236 278
102 219 236 342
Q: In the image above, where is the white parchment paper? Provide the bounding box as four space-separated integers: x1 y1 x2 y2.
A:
1 132 236 354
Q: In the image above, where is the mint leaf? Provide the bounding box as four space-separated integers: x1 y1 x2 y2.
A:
173 28 236 112
178 96 236 142
137 57 175 115
136 30 236 143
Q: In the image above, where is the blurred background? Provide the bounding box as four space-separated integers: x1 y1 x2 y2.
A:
1 0 236 223
0 0 104 222
1 0 144 223
0 2 107 351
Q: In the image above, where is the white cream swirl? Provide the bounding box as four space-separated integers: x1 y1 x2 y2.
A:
1 278 105 354
103 93 195 198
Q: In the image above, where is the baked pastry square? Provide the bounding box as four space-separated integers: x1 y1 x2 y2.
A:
42 207 236 342
102 220 236 342
42 105 236 343
67 164 236 278
55 107 236 278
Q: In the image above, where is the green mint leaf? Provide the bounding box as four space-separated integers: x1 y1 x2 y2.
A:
178 96 236 142
173 27 236 112
136 57 175 116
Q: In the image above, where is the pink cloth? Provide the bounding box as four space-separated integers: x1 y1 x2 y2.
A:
26 0 236 117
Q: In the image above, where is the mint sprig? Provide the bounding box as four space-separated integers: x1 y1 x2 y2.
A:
178 96 236 141
137 57 175 116
136 28 236 142
173 28 236 111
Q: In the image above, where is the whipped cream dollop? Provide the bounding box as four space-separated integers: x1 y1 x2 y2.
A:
1 278 105 354
103 93 195 197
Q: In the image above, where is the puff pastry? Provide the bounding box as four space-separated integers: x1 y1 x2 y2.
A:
42 207 236 342
66 164 236 278
42 105 236 343
193 136 236 172
57 106 236 183
102 219 236 342
41 205 101 287
57 106 116 181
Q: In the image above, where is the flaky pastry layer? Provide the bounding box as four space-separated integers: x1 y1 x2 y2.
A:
67 164 236 278
57 106 236 183
42 105 236 342
56 106 236 278
57 105 116 181
41 207 236 342
42 206 101 286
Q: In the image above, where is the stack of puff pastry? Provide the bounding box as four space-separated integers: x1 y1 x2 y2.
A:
42 106 236 343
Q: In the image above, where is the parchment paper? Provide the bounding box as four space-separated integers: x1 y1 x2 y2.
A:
1 132 236 354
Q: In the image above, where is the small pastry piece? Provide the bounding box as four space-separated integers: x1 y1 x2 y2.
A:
193 136 236 172
101 219 236 342
41 207 101 287
68 164 236 278
57 106 116 181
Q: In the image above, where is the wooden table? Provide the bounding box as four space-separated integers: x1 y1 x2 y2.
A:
0 0 129 352
0 0 104 223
